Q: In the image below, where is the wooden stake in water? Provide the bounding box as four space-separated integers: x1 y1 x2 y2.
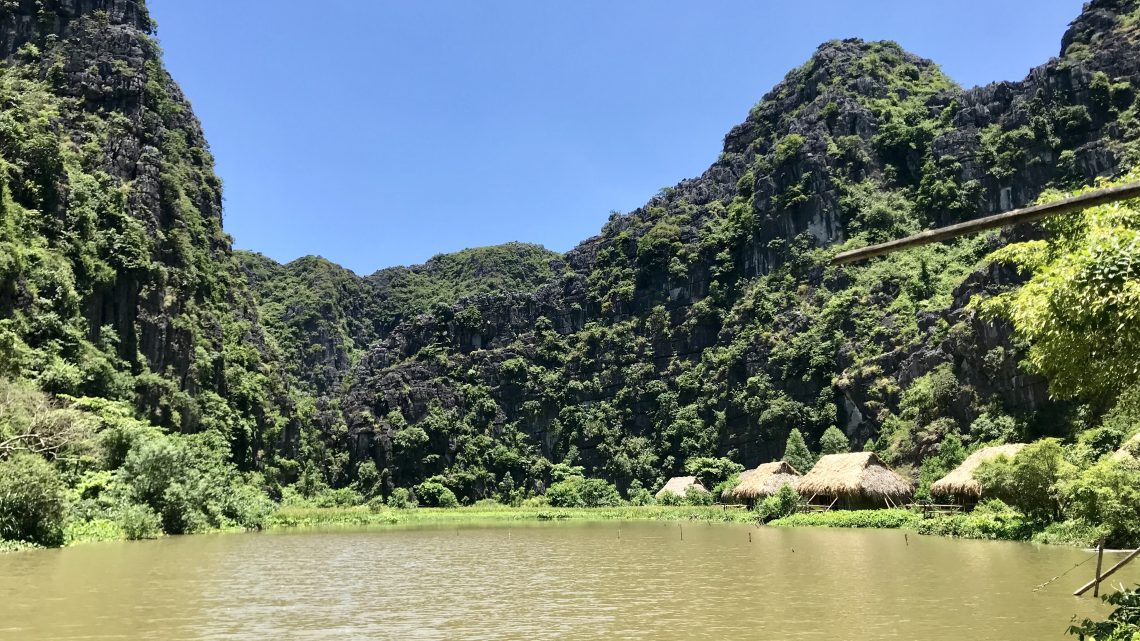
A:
680 525 683 541
1074 545 1140 596
1094 539 1105 598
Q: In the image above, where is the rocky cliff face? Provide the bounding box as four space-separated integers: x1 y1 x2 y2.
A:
317 0 1140 498
0 0 288 467
5 0 1137 501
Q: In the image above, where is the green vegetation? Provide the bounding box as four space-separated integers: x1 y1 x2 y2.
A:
1068 586 1140 640
757 483 801 521
266 504 758 530
782 429 816 473
4 0 1140 565
771 509 922 530
984 180 1140 403
818 426 850 455
0 453 66 546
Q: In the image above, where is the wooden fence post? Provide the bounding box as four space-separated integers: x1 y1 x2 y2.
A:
1094 539 1105 598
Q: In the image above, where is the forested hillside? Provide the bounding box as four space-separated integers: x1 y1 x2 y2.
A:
323 0 1140 502
1 0 1139 547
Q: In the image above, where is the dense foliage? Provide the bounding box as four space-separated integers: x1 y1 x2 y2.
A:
4 0 1140 551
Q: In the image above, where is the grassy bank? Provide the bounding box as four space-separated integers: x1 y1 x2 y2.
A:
20 504 1106 550
266 504 758 530
769 506 1104 546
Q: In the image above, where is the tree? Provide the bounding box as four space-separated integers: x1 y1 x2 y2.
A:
684 485 713 506
415 477 459 508
0 453 67 546
579 478 622 507
984 177 1140 402
684 456 744 490
782 429 816 473
1062 458 1140 547
916 431 966 501
975 439 1072 523
758 483 801 521
547 476 623 508
819 426 851 455
0 380 91 460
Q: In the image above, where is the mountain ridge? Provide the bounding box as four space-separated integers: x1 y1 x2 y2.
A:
1 0 1137 507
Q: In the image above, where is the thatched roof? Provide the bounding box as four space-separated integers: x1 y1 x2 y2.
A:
722 461 802 502
1113 433 1140 462
797 452 913 502
656 476 707 499
930 444 1025 499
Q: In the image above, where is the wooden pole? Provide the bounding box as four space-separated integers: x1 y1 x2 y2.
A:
1094 540 1105 598
1075 546 1140 596
831 181 1140 266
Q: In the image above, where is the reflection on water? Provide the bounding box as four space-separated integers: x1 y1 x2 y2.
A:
0 522 1135 640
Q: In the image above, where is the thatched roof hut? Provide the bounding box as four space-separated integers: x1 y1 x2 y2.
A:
1113 433 1140 462
656 476 707 499
797 452 913 509
930 444 1025 500
721 462 802 504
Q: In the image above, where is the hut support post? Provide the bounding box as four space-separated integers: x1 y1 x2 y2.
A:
1074 546 1140 596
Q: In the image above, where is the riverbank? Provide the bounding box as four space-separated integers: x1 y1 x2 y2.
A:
7 503 1106 551
768 507 1103 546
266 504 758 529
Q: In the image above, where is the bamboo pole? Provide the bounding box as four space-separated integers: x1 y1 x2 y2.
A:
831 181 1140 266
1074 546 1140 596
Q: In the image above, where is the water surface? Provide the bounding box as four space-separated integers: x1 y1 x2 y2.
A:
1 522 1136 640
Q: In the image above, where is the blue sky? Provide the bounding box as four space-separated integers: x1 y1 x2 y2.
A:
147 0 1085 275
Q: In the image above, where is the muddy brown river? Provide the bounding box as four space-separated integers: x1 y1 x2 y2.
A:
1 521 1136 640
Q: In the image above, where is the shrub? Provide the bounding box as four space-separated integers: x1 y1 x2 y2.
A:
657 491 683 506
116 503 162 540
975 439 1071 523
626 480 655 506
914 501 1032 541
684 485 713 506
119 436 182 507
545 478 584 507
1068 585 1140 640
64 518 124 545
1061 458 1140 547
915 431 965 501
770 509 922 530
416 479 459 508
0 453 67 546
1035 520 1102 547
311 487 364 509
710 474 740 503
580 478 622 507
521 495 550 508
758 483 801 521
386 487 417 509
545 476 622 508
221 481 276 530
367 496 388 513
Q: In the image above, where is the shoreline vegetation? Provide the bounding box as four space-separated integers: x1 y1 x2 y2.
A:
2 501 1104 552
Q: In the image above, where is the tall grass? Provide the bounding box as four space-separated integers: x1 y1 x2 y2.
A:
267 504 758 529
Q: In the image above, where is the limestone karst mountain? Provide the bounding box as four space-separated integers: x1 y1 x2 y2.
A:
2 0 1139 503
